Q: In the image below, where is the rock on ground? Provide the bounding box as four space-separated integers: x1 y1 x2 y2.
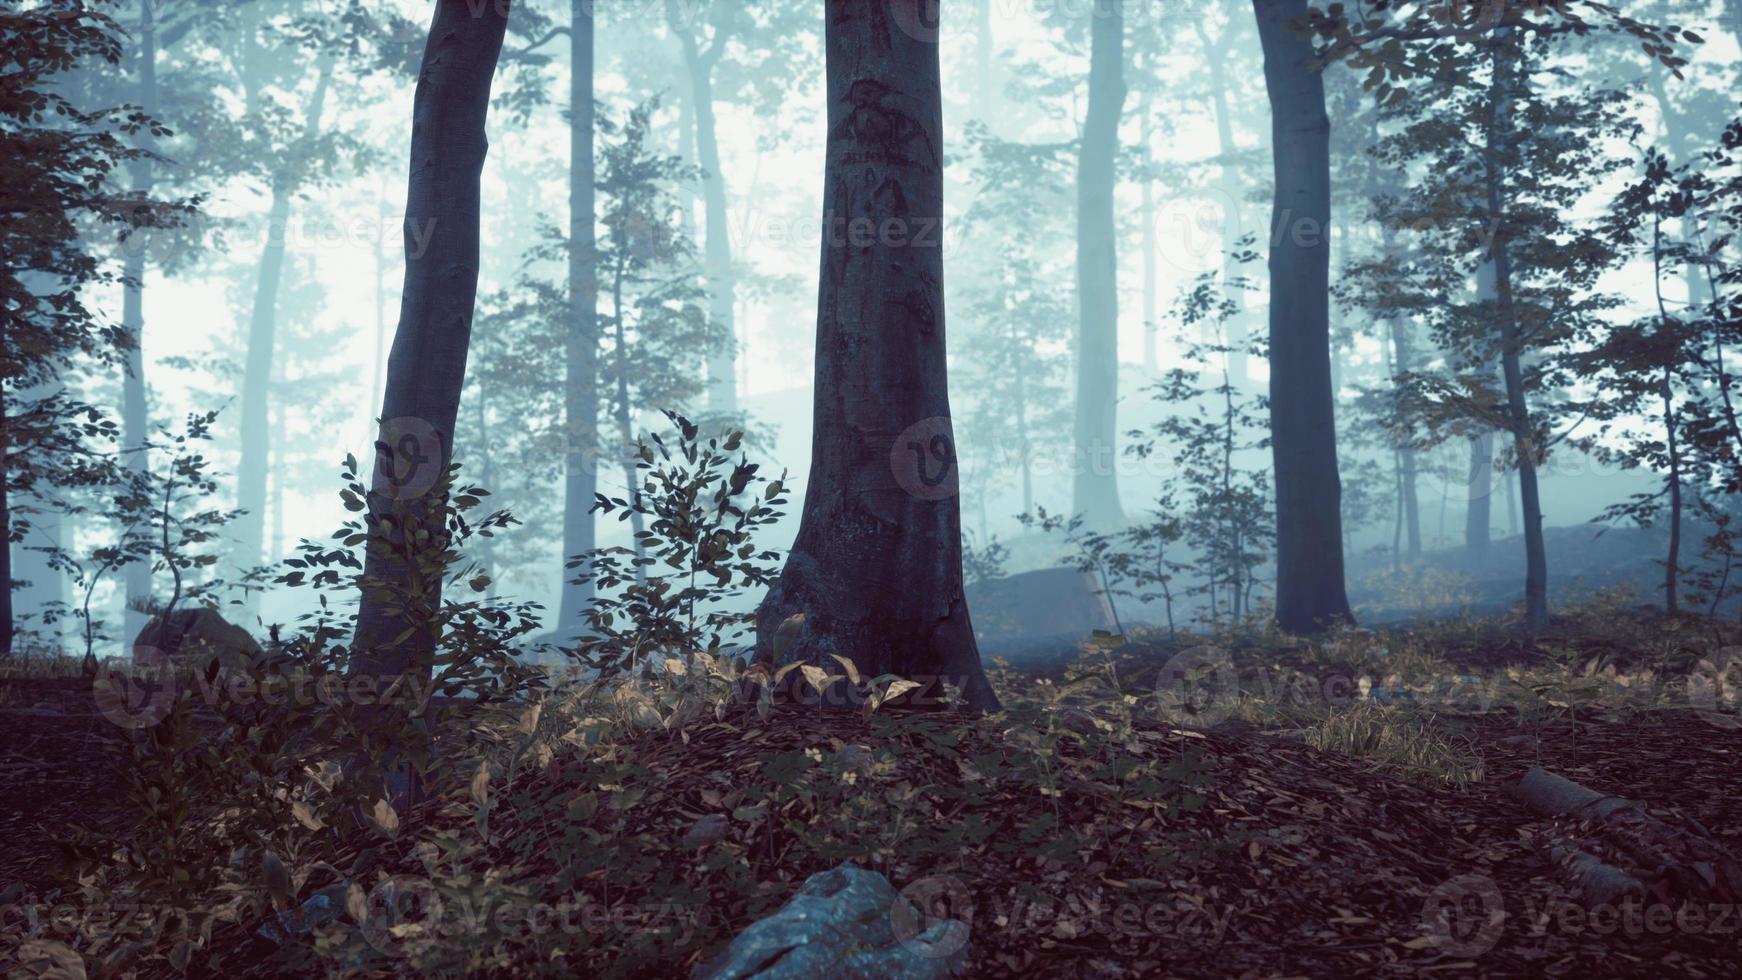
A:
692 864 969 980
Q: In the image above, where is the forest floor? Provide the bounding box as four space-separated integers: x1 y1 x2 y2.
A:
3 610 1741 978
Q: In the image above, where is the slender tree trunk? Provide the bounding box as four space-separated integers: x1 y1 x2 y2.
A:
609 259 648 582
1653 216 1683 614
121 0 158 642
1466 428 1494 560
350 0 509 682
753 0 998 712
1140 88 1158 375
1 387 11 657
1200 21 1250 388
674 20 737 415
1663 363 1682 614
1254 0 1351 632
1390 318 1422 559
234 62 332 584
1072 0 1126 529
473 386 499 596
1013 316 1034 516
1484 32 1547 630
1465 254 1500 563
270 358 289 565
558 0 599 639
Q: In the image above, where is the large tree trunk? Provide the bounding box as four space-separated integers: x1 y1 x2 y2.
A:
349 0 509 681
1253 0 1351 632
1071 0 1126 530
753 0 998 713
674 21 737 415
121 0 158 643
234 63 333 586
557 0 598 639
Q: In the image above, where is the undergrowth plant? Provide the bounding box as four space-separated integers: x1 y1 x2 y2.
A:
567 412 787 676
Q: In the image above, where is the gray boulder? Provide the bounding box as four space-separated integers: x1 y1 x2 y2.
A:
133 606 264 672
692 864 970 980
967 565 1118 651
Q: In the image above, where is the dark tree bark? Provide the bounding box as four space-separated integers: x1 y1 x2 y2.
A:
234 62 333 585
1253 0 1351 632
350 0 509 680
753 0 998 713
557 0 598 638
121 0 157 643
1072 1 1126 529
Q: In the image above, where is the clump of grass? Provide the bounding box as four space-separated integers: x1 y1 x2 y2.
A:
1299 703 1485 786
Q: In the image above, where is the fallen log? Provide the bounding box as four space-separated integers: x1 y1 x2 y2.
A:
1509 767 1742 905
1549 845 1645 907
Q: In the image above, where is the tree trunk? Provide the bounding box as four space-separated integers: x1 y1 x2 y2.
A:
1200 21 1250 388
676 25 737 415
473 385 499 596
1253 0 1351 633
753 0 998 713
1390 318 1422 559
234 62 332 585
558 0 599 639
1653 216 1682 615
1072 0 1126 530
121 0 158 643
1511 767 1742 904
1 388 11 657
1484 33 1547 630
1465 428 1494 562
1139 87 1158 375
350 0 509 683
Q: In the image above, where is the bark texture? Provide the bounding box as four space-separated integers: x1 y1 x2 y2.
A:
557 0 598 638
1071 0 1126 530
350 0 509 680
753 0 998 713
1253 0 1352 632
